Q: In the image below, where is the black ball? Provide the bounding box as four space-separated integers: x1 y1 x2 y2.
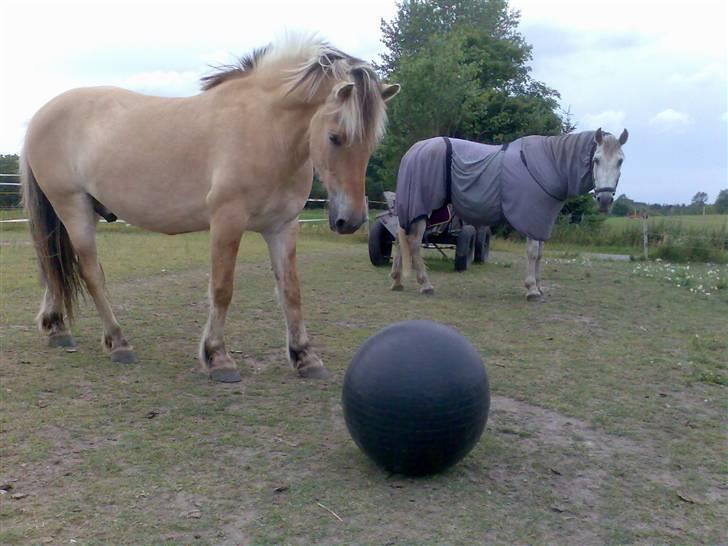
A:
342 320 490 476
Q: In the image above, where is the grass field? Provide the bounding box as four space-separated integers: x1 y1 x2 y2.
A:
1 224 726 544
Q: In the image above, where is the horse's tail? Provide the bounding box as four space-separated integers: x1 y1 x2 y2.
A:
398 227 412 278
21 154 83 321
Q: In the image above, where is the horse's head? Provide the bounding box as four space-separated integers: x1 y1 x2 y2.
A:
592 128 628 212
309 68 399 234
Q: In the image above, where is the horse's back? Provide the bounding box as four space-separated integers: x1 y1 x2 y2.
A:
24 87 216 233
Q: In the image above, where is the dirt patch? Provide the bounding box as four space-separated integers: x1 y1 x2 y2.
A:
486 395 721 544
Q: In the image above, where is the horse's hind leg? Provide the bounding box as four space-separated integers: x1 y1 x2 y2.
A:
37 285 75 348
409 221 434 295
525 237 544 302
390 240 403 291
55 195 134 361
264 220 328 379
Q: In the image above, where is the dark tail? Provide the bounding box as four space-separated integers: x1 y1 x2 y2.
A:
21 154 83 321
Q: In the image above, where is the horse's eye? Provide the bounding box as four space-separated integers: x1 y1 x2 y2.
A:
618 158 624 167
329 133 342 147
594 158 600 165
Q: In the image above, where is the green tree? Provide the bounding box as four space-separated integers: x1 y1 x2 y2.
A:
714 189 728 214
691 191 709 215
610 194 635 217
0 154 19 173
369 0 567 197
0 154 20 208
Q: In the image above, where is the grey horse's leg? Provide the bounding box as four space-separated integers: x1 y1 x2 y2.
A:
525 237 544 302
409 220 434 295
535 240 545 295
390 233 404 291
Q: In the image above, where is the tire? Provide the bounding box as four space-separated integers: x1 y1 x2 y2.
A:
454 225 476 271
474 227 491 263
368 218 395 266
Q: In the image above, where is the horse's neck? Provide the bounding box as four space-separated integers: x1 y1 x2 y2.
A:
212 77 327 171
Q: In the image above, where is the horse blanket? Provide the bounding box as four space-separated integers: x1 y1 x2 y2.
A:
395 131 597 241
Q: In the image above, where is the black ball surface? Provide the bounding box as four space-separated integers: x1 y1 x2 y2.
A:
342 320 490 476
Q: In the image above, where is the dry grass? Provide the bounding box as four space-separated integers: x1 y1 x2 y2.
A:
1 226 725 544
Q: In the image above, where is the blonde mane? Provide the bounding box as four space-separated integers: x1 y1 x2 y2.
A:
201 33 387 147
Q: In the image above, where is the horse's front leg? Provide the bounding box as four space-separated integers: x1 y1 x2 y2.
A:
535 240 545 295
524 237 544 302
199 206 245 383
263 220 329 379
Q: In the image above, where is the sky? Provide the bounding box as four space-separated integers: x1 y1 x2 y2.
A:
0 0 725 204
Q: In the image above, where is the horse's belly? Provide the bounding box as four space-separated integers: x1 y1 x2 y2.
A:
92 185 210 234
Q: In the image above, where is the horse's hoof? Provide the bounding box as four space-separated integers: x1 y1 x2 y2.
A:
111 348 136 363
391 284 404 292
210 367 242 383
526 293 544 302
420 287 434 295
298 365 330 380
48 333 76 348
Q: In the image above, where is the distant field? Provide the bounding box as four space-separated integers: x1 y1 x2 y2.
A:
605 214 728 231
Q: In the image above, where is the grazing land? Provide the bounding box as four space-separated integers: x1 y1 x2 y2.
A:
1 223 726 544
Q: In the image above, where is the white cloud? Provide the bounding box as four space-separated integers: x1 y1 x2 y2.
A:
722 112 728 122
580 110 626 133
668 63 727 86
649 109 693 133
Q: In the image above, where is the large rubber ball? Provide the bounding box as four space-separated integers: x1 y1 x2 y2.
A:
342 320 490 476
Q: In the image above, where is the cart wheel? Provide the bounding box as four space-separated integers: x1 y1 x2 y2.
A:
454 225 476 271
474 227 491 263
369 218 395 266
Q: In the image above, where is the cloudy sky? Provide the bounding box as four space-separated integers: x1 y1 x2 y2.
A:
1 0 725 204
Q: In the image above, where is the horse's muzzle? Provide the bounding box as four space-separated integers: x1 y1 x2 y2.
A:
328 197 366 234
594 191 614 212
330 211 366 234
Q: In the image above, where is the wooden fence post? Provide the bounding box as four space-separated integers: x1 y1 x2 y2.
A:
641 211 649 260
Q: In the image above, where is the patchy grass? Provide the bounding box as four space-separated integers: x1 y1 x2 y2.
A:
0 227 726 545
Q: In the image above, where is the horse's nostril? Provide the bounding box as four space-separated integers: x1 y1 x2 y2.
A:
335 218 346 231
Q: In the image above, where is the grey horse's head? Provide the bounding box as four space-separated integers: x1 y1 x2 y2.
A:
592 128 628 212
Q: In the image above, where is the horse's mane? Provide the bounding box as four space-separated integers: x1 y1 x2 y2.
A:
200 33 387 147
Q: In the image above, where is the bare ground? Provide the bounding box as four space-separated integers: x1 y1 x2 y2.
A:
1 230 725 544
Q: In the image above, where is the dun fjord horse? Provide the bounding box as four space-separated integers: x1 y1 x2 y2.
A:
22 35 399 382
391 129 627 300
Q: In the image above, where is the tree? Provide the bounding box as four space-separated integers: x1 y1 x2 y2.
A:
0 154 20 208
714 189 728 214
691 191 709 215
368 0 567 197
610 194 635 217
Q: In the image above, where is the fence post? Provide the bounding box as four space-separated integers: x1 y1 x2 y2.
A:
641 211 649 260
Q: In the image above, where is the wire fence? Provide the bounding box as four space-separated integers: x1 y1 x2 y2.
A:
2 174 726 260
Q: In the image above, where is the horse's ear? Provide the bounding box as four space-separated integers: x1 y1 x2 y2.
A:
618 128 629 145
334 82 355 102
595 128 603 144
381 83 400 102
